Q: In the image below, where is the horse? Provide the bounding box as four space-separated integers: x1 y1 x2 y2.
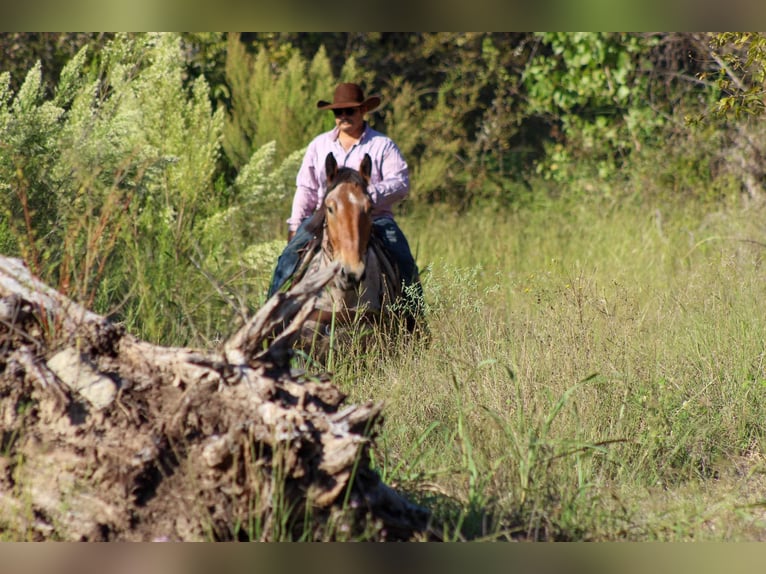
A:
289 153 413 360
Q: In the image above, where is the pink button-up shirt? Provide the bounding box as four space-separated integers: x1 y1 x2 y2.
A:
287 124 410 232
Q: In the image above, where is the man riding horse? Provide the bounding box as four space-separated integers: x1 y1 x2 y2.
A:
267 82 424 325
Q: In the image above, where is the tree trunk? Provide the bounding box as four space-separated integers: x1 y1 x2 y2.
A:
0 256 431 541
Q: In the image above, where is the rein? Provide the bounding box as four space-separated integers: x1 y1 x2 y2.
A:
321 218 333 259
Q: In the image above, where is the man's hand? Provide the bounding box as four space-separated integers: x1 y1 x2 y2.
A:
287 229 295 243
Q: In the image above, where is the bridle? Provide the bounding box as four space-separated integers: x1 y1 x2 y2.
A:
320 169 372 261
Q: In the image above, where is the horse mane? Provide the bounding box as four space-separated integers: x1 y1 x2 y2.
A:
303 204 326 236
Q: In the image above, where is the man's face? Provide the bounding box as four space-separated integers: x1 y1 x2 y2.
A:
333 105 365 134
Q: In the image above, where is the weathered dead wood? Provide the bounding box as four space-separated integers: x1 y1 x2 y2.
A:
0 256 430 541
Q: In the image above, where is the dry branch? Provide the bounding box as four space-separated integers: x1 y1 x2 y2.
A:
0 256 430 541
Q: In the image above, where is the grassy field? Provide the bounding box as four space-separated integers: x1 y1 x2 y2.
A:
327 198 766 541
6 189 766 542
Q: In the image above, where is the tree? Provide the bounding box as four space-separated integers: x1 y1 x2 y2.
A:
701 32 766 200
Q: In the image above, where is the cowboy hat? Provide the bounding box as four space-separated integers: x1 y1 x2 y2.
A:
317 83 381 112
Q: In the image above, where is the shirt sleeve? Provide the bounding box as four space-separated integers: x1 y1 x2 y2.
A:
287 143 321 232
367 139 410 211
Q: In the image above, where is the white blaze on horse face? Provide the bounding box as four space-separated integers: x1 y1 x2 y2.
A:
325 182 372 290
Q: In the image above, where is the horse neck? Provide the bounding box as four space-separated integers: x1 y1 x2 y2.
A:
307 230 401 317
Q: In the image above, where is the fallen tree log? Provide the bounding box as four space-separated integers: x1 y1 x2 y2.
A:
0 256 431 541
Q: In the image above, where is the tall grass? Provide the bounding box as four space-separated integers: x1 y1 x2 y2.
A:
333 199 766 540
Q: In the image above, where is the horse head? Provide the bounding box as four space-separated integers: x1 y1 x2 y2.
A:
323 153 373 291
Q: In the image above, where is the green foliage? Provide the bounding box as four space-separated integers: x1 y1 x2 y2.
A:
382 34 532 207
708 32 766 118
222 34 356 172
4 32 742 210
0 61 66 265
179 33 230 103
1 32 330 344
0 33 110 97
1 34 223 344
199 141 304 307
522 33 667 190
685 33 766 200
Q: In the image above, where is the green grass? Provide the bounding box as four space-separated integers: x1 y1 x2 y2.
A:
8 180 766 541
329 198 766 540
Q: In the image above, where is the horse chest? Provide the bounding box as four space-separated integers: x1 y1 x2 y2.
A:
311 251 383 316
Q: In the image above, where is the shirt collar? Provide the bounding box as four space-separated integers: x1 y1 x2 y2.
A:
332 122 369 142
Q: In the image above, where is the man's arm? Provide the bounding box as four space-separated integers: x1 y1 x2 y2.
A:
367 140 410 211
287 143 321 236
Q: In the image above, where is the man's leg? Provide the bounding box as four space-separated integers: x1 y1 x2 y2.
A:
267 220 315 297
371 218 425 324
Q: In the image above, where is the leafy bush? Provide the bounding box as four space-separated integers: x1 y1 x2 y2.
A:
0 33 301 345
522 33 667 191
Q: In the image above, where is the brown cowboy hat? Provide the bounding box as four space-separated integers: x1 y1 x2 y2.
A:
317 83 381 112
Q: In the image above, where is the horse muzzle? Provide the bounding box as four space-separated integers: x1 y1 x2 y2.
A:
337 262 366 290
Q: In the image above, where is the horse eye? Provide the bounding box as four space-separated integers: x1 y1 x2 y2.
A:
326 204 334 215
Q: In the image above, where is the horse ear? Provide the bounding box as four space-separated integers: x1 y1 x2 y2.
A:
359 154 372 184
325 153 338 184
